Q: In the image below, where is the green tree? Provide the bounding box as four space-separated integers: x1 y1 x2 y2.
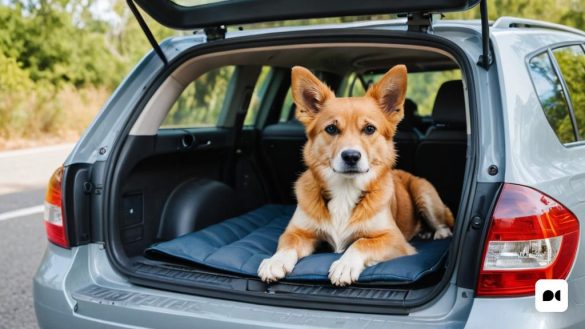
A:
445 0 584 30
0 0 583 144
554 47 585 139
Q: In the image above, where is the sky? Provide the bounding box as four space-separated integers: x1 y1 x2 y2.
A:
89 0 120 24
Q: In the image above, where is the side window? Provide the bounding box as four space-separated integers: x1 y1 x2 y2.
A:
406 70 461 116
244 66 272 126
161 66 235 128
528 52 575 144
341 73 368 97
279 88 294 122
279 70 327 123
343 70 461 116
552 45 585 140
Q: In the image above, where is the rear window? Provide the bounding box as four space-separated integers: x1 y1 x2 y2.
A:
552 45 585 140
528 45 585 145
528 52 574 143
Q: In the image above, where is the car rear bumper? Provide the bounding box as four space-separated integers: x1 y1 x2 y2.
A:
465 294 585 328
34 243 477 329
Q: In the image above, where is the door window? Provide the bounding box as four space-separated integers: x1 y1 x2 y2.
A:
343 69 461 116
161 66 235 129
244 66 272 126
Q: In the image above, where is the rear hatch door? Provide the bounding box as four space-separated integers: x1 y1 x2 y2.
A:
133 0 481 29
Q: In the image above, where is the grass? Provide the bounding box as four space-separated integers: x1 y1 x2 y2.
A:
0 85 108 150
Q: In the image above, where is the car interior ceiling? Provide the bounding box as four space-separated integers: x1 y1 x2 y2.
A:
114 45 468 280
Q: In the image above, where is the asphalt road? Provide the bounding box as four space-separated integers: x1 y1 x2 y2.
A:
0 144 74 329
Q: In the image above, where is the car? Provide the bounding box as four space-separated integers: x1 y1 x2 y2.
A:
33 0 585 328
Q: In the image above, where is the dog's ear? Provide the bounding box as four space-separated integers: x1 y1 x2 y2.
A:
366 65 407 125
291 66 334 125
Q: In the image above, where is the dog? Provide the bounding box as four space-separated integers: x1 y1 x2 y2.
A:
258 65 454 286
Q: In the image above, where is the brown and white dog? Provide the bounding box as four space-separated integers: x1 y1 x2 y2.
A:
258 65 454 286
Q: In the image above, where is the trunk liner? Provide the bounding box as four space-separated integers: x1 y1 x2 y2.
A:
145 204 451 284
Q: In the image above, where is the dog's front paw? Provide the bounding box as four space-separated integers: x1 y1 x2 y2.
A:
434 226 452 240
417 231 433 240
258 251 296 283
328 255 365 287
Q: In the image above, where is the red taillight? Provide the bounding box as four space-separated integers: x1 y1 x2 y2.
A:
477 184 579 296
44 166 69 248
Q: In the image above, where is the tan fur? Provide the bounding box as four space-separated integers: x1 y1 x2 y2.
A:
277 225 318 259
294 170 330 222
258 65 454 286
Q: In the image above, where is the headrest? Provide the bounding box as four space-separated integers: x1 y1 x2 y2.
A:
431 80 465 127
397 98 417 132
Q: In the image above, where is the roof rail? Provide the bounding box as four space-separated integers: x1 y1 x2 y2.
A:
493 17 585 37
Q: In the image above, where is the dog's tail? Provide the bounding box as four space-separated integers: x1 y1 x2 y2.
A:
443 206 455 228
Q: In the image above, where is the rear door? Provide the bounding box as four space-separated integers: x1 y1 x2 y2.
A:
133 0 480 29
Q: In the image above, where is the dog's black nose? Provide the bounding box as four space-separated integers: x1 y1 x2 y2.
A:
341 150 361 166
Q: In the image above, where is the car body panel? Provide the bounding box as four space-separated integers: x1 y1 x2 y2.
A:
466 295 585 328
34 244 474 329
492 29 585 193
36 18 585 328
491 29 585 284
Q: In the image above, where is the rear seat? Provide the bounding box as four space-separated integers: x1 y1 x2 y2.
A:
394 99 422 172
415 80 467 215
261 120 307 203
261 99 424 202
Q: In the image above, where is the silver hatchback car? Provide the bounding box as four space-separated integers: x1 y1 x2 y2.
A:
33 0 585 328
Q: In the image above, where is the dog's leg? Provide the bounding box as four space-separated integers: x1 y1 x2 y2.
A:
257 225 316 283
409 177 454 239
328 228 416 286
258 209 317 283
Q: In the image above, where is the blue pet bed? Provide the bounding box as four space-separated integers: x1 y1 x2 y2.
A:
146 204 451 283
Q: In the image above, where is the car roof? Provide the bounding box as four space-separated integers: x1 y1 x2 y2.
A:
220 17 584 40
221 18 483 39
158 16 584 73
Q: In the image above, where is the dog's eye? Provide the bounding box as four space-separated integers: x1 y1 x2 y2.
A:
363 124 376 135
324 124 339 135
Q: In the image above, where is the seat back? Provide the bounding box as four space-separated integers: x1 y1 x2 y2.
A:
415 80 467 215
261 120 307 203
261 118 423 202
394 99 422 172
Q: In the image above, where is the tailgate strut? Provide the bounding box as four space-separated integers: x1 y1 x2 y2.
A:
478 0 492 69
127 0 169 65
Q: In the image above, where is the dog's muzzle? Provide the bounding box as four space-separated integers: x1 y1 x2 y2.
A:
341 150 361 166
333 148 369 174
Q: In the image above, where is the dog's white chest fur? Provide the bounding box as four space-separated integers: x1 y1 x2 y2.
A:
325 178 363 252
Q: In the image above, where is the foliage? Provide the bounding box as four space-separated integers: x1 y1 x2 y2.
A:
406 71 462 116
445 0 584 31
0 50 33 92
0 0 583 146
0 0 172 144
